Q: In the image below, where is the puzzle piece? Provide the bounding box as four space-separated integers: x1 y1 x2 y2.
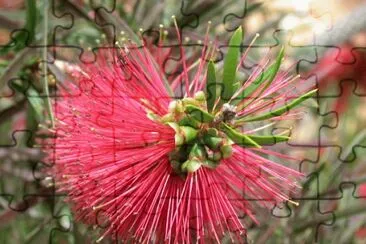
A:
1 0 366 243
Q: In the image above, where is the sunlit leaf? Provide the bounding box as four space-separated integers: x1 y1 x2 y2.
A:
206 61 217 112
221 27 243 102
220 123 261 148
236 46 285 103
237 89 317 123
247 134 290 145
185 104 214 123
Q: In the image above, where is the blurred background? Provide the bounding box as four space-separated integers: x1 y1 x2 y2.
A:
0 0 366 243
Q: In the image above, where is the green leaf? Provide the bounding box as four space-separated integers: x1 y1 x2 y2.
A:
206 61 217 112
220 123 261 148
237 89 317 123
11 82 44 122
247 135 290 145
235 46 285 103
24 0 37 42
185 104 214 123
264 46 285 87
178 116 201 129
27 87 45 122
221 27 243 102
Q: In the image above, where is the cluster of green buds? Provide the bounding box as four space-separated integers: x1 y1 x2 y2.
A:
162 91 236 175
146 85 315 176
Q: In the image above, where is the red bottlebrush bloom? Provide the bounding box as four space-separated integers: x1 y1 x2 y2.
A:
308 43 366 113
45 22 315 243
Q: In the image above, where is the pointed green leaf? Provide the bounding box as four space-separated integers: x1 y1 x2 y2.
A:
11 82 44 122
264 46 285 87
185 104 214 123
178 117 201 128
25 0 37 43
235 46 285 103
27 87 45 122
206 61 217 112
221 27 243 102
247 135 290 145
237 89 317 123
220 123 261 148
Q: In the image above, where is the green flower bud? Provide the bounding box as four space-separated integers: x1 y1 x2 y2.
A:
182 97 200 107
181 159 202 173
194 91 206 101
168 123 198 146
168 100 184 113
205 147 221 161
175 133 184 146
203 134 223 150
220 144 232 159
160 113 174 123
189 143 205 159
168 100 177 113
181 126 198 144
202 159 220 169
206 128 219 137
178 117 201 129
211 151 222 161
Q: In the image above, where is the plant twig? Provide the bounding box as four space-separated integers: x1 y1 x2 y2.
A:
42 0 54 128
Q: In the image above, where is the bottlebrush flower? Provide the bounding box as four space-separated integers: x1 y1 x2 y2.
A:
308 43 366 113
45 20 316 243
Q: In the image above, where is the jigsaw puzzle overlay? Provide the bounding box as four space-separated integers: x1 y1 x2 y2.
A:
0 0 366 243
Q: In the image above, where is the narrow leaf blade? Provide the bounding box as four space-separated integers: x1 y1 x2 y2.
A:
220 123 261 148
236 46 285 102
247 135 290 145
221 27 243 102
238 89 317 123
185 104 214 123
27 87 45 121
206 61 217 112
